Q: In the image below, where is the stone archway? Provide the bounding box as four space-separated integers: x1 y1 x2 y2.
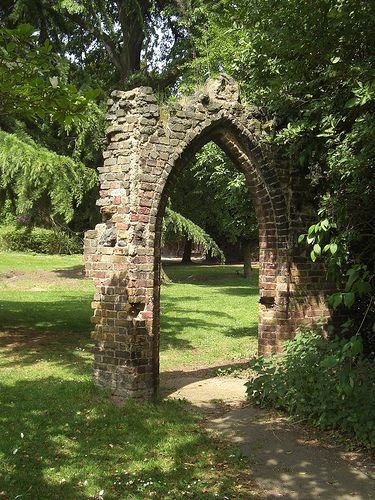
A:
84 75 331 400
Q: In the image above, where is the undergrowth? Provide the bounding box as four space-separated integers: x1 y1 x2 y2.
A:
246 330 375 449
0 225 82 254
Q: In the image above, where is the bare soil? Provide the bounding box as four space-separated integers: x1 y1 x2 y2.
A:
0 266 86 290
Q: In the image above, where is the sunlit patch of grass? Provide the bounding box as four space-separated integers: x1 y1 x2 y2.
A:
0 253 259 498
160 263 259 371
0 252 83 272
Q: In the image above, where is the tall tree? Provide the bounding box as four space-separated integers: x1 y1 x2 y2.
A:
0 0 194 91
0 24 98 227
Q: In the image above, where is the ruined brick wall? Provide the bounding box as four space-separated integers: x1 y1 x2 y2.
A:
84 75 331 400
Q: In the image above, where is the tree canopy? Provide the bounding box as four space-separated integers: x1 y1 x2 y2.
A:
0 0 194 91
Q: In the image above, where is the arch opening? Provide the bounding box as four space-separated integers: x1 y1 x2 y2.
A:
152 121 289 393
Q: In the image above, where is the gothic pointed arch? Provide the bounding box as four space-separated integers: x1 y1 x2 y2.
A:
85 75 331 400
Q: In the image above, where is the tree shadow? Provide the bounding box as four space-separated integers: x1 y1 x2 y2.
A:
210 406 375 499
224 326 258 338
164 264 259 288
0 377 252 499
52 265 86 279
0 293 93 375
160 294 243 351
0 295 92 333
0 328 93 375
212 286 259 297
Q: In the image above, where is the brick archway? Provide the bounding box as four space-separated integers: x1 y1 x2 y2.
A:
85 75 331 400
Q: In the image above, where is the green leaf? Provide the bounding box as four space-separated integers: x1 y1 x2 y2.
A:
345 268 359 291
330 293 343 309
345 97 358 108
297 234 305 244
350 336 363 356
343 292 355 308
330 243 338 255
356 281 371 295
320 355 339 369
308 224 315 236
310 250 317 262
313 243 321 256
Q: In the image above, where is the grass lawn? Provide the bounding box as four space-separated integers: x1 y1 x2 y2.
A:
0 252 259 499
160 264 258 371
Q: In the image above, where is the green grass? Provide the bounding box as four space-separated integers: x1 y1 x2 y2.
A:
0 252 259 498
0 251 84 272
161 263 258 370
0 254 259 370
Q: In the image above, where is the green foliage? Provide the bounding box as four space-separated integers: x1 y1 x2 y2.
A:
170 142 258 250
328 264 373 311
246 331 375 449
0 24 97 125
66 101 106 165
194 143 257 244
0 23 102 232
187 1 375 269
299 215 374 350
179 1 245 92
298 219 338 264
0 225 82 254
1 2 194 92
0 130 98 224
163 207 224 262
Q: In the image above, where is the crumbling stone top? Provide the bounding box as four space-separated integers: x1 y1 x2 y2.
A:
108 74 240 113
205 74 240 103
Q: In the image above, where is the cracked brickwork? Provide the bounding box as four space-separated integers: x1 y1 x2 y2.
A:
84 75 331 400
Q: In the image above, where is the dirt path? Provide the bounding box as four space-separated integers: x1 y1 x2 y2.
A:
162 373 375 499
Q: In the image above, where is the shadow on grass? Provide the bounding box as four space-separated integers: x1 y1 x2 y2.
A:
0 286 94 375
53 265 86 279
160 312 226 351
0 378 251 499
164 264 259 288
216 286 258 297
160 295 243 351
0 296 92 334
0 328 93 375
224 326 258 338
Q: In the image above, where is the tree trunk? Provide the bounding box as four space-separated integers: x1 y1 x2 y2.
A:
243 240 252 278
160 266 172 284
181 237 193 264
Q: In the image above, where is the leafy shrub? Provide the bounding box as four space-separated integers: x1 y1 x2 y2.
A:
246 331 375 449
0 225 82 254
